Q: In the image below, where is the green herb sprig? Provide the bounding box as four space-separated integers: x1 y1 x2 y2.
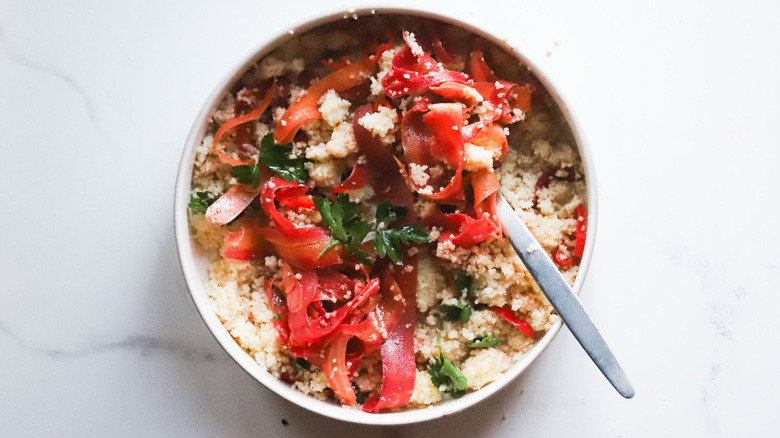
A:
428 335 468 398
453 271 474 297
469 335 501 348
231 134 309 187
188 191 218 212
314 196 430 265
313 195 373 263
438 303 473 323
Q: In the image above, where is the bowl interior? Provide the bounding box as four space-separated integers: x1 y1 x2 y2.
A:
174 7 597 425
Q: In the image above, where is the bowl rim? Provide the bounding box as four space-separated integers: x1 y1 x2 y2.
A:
174 6 598 426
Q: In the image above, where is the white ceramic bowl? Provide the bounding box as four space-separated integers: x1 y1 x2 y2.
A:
174 7 598 426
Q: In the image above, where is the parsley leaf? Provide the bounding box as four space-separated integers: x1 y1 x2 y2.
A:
295 358 311 369
453 271 473 297
373 225 430 265
231 134 309 186
313 195 372 263
469 335 501 348
428 335 467 397
188 191 218 212
438 303 473 323
313 196 430 265
257 133 309 183
376 201 407 225
231 161 263 188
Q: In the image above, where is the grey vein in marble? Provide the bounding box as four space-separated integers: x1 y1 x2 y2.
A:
0 24 98 124
0 319 224 363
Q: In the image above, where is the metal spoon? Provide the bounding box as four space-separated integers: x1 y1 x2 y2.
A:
495 193 635 398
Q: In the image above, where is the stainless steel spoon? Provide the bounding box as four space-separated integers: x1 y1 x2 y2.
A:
495 193 635 398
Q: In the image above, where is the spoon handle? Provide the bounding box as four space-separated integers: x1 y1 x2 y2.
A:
495 194 634 398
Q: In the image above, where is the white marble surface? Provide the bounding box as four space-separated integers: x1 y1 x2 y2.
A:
1 0 778 436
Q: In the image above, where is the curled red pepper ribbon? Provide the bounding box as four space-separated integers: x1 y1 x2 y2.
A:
465 42 497 83
286 275 378 346
353 105 416 214
371 97 393 112
213 82 276 165
352 106 418 410
332 163 370 195
553 249 575 266
424 103 465 169
205 183 262 226
222 217 266 261
490 306 536 340
266 261 406 407
401 101 466 203
275 186 316 210
259 177 313 233
275 37 392 144
255 176 343 269
381 31 469 98
573 204 587 258
362 260 417 412
467 44 533 125
321 56 352 70
430 81 484 109
470 168 503 237
430 28 455 65
258 226 343 269
427 212 498 249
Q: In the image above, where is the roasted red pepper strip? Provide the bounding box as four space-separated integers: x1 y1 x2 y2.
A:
471 168 502 235
468 123 508 158
321 56 352 70
353 105 416 211
288 278 378 346
274 41 391 143
382 31 469 98
256 177 343 268
362 263 417 411
332 163 370 194
353 111 419 410
321 273 407 407
222 218 266 261
272 263 380 346
465 44 533 125
553 250 575 266
573 204 587 258
205 183 262 225
424 103 465 169
279 262 317 314
275 184 316 210
338 277 403 360
430 81 484 108
266 262 385 406
401 101 466 202
490 306 536 340
430 28 455 65
322 333 357 405
438 212 499 248
465 42 498 83
259 227 342 269
259 177 312 232
212 83 276 165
